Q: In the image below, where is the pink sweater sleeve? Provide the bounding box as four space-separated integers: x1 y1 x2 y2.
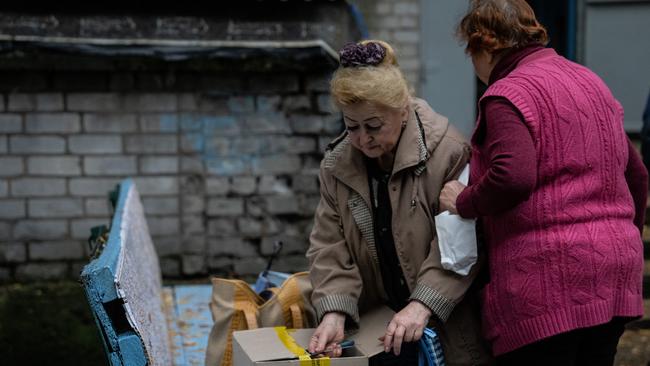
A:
457 98 537 218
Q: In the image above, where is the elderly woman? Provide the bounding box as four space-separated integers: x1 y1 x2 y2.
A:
306 40 491 365
440 1 648 365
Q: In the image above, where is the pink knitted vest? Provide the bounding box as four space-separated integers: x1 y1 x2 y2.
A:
471 48 644 355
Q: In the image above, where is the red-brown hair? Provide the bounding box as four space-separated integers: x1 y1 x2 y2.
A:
457 0 549 56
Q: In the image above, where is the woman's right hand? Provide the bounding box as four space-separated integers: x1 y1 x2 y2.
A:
308 312 346 357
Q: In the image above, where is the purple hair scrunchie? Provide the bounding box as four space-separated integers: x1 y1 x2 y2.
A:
339 42 387 68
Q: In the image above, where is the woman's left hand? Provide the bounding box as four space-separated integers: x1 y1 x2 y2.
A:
439 180 466 215
380 300 432 356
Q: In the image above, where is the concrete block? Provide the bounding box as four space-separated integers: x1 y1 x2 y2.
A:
250 75 299 94
205 157 250 176
177 93 198 111
0 157 24 177
181 254 206 275
25 113 80 133
293 175 319 193
316 94 336 114
10 136 65 154
227 96 255 113
203 115 242 136
67 93 123 111
29 241 84 260
140 156 179 174
206 177 230 195
27 156 80 176
71 218 109 239
180 156 204 174
133 176 179 195
0 136 5 154
251 155 301 175
207 198 244 216
181 215 205 235
207 218 238 237
109 73 134 91
237 216 280 237
84 156 137 175
394 30 419 43
11 178 66 197
244 113 291 133
260 235 308 255
13 219 68 239
0 222 9 240
256 96 281 113
125 135 178 154
394 2 419 15
28 198 84 218
283 137 318 154
146 216 180 236
323 114 344 134
69 178 121 196
124 93 177 112
299 195 320 216
376 2 391 15
0 243 26 263
207 256 234 273
35 93 65 111
289 114 323 134
84 198 110 216
0 114 23 133
230 177 257 195
159 257 181 277
305 74 331 92
83 113 137 133
0 199 26 219
233 256 267 276
265 195 301 215
16 263 67 281
258 176 291 195
181 195 204 214
227 137 263 156
140 114 178 133
208 237 257 257
142 197 179 215
0 180 7 197
271 255 309 273
245 198 264 217
8 94 34 111
69 135 122 154
282 96 311 112
153 236 181 256
179 133 204 153
192 95 230 113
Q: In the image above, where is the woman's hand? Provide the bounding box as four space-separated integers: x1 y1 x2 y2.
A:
380 301 432 356
439 180 466 215
308 312 346 357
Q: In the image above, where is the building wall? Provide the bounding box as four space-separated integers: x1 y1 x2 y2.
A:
0 69 341 281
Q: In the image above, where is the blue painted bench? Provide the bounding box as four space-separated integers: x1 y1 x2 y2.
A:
80 179 213 366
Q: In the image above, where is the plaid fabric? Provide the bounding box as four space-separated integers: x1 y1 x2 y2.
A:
418 328 445 366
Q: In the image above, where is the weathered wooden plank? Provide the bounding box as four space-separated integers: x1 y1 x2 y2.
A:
173 284 214 366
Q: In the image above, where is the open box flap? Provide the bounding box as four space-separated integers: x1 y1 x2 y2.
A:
348 306 395 358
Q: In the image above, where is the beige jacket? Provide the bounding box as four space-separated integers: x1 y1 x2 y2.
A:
307 98 491 364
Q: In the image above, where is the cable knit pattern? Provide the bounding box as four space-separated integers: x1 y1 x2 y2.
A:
470 48 644 355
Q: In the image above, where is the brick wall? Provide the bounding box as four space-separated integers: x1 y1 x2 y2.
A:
351 0 421 91
0 70 341 282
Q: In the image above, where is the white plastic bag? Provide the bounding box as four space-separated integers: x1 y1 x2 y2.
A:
435 165 477 276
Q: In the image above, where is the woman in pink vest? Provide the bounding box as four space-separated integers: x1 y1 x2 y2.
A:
439 1 648 365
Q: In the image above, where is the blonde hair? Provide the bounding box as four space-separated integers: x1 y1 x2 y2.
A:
330 40 411 110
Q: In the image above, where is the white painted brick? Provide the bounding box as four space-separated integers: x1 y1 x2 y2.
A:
125 135 178 153
0 157 23 177
29 241 84 260
10 136 66 154
125 93 178 112
69 178 121 196
206 177 229 195
0 199 26 219
71 218 109 239
83 113 137 133
25 113 81 133
11 178 66 197
133 176 179 195
0 114 23 133
13 219 68 239
140 156 178 174
394 2 419 15
146 216 180 236
0 243 26 262
84 156 137 175
206 198 244 216
27 156 80 176
69 135 122 154
84 198 110 216
29 198 84 218
0 180 7 197
16 263 67 280
142 197 179 215
140 114 178 133
67 93 123 111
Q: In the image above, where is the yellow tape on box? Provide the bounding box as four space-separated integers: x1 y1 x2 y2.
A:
274 326 331 366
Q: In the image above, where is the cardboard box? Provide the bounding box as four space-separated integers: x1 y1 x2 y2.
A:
233 306 395 366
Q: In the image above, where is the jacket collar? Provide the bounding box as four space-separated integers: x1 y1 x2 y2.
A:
324 98 447 202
